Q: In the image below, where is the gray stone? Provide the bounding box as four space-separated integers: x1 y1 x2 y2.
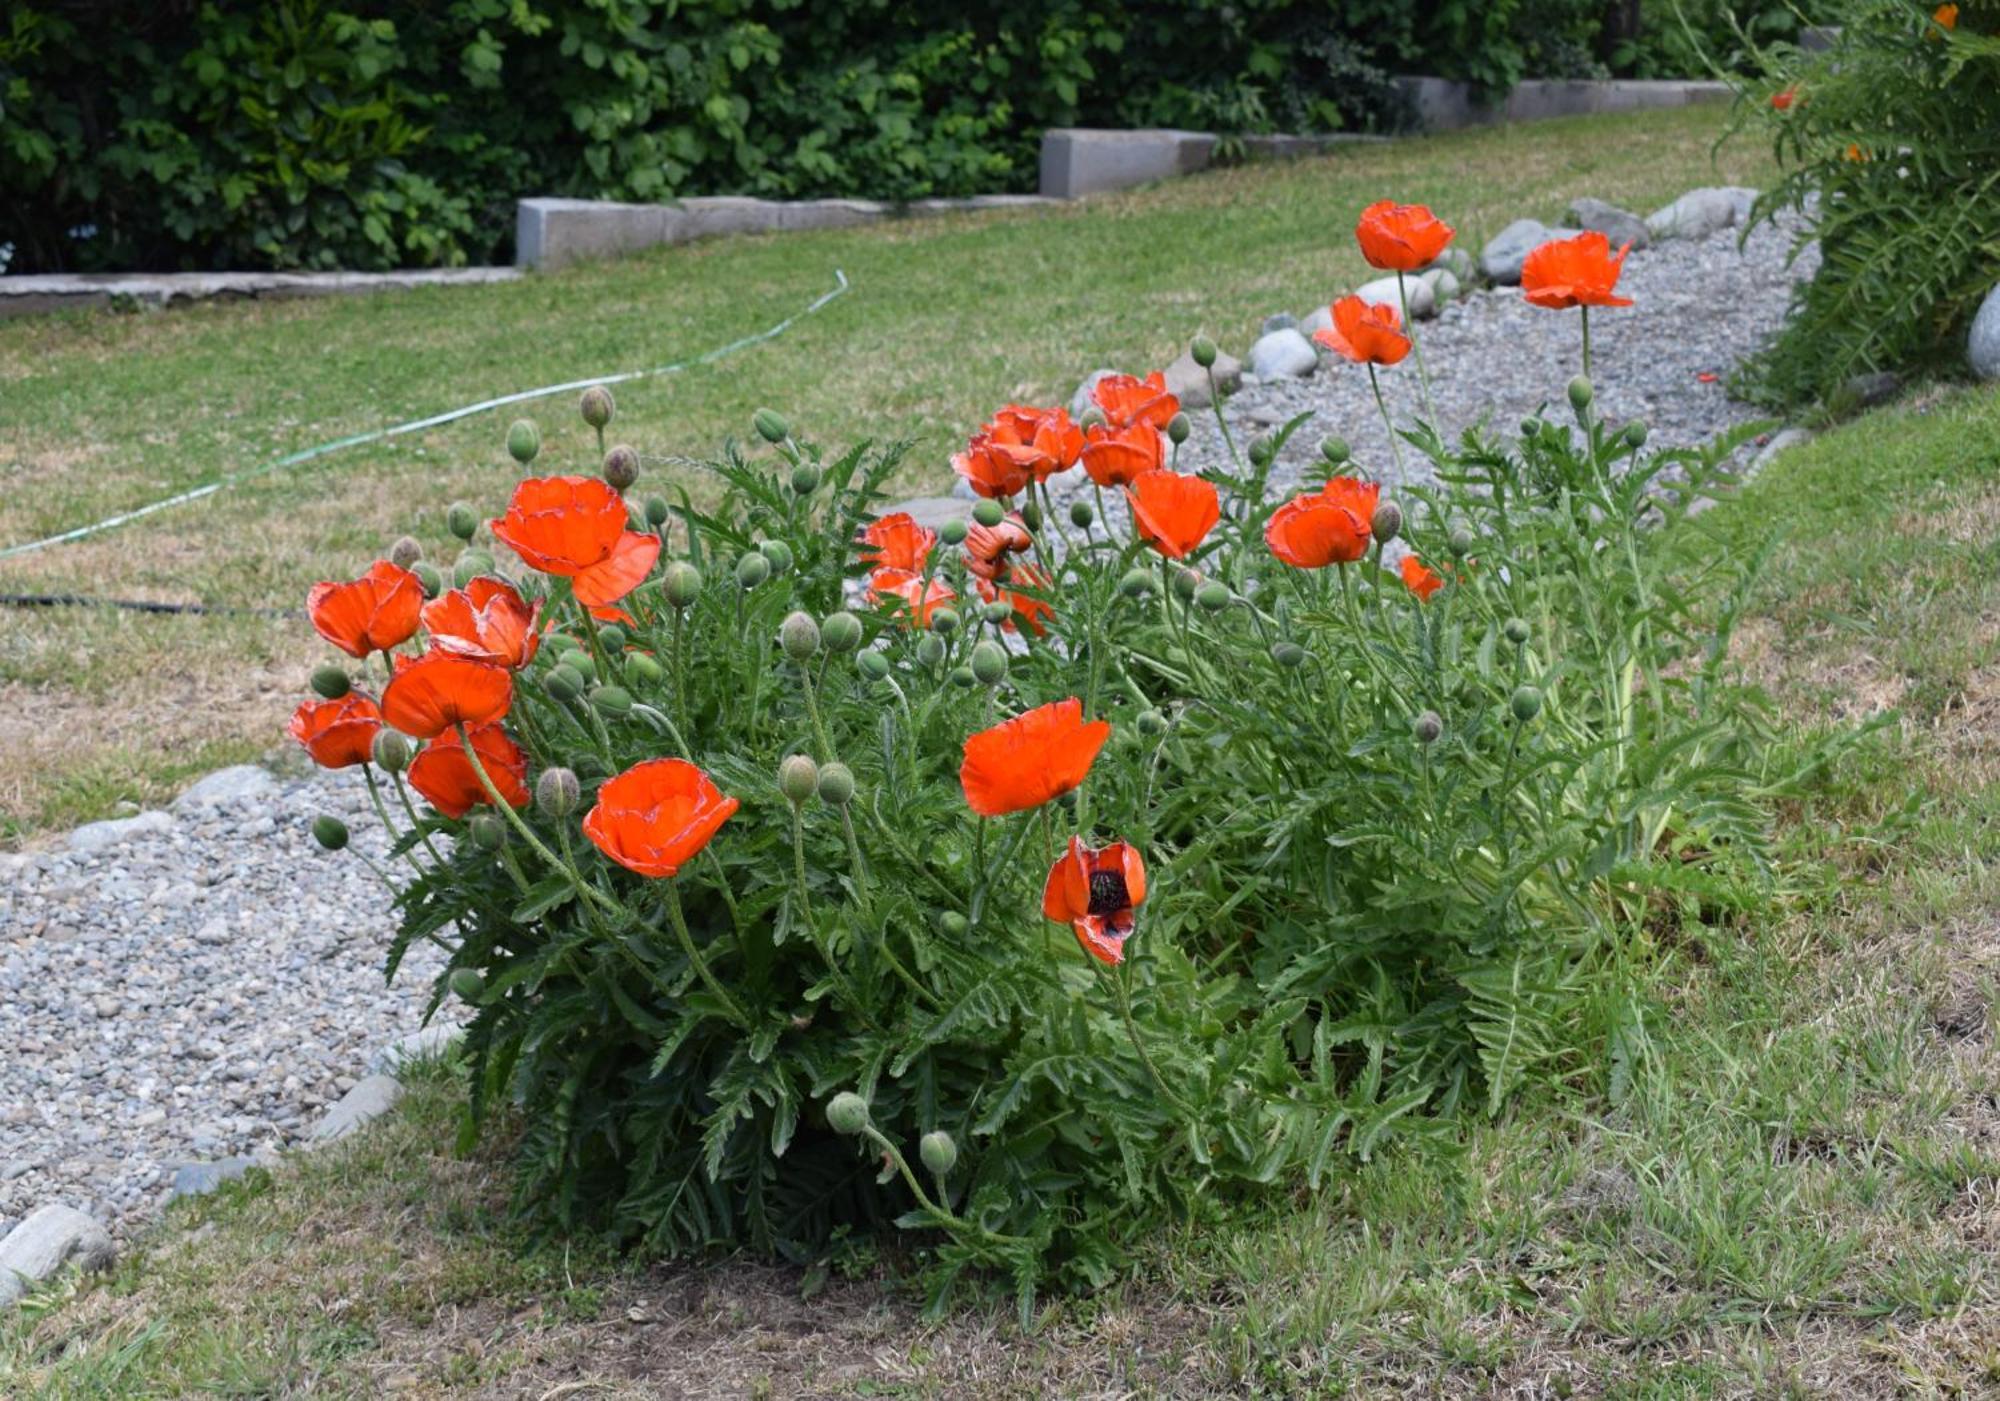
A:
1564 197 1651 251
309 1075 402 1144
1037 128 1217 199
0 1205 115 1309
1843 371 1901 407
1354 273 1436 320
1261 312 1298 335
880 497 969 533
1645 186 1759 242
1480 219 1558 285
68 810 174 854
1068 368 1127 420
367 1025 462 1076
1247 328 1319 379
1967 284 2000 380
1300 304 1334 341
173 765 278 812
167 1158 258 1203
1162 348 1242 409
1424 268 1462 303
1423 247 1477 283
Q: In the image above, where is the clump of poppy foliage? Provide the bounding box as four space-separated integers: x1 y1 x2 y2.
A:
295 201 1791 1315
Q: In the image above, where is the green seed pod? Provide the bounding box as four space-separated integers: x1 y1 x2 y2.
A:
1137 708 1167 736
822 611 863 654
753 408 791 444
970 641 1008 685
920 1130 959 1177
938 518 969 547
453 549 495 589
790 463 821 496
780 611 820 661
626 652 664 686
310 664 351 700
972 498 1005 528
1320 436 1350 465
1191 335 1217 368
929 607 959 636
1168 413 1191 445
1069 498 1095 529
1195 580 1230 612
816 762 855 805
1371 501 1402 544
826 1092 869 1135
388 534 423 570
411 562 443 598
1567 375 1594 413
469 812 507 850
1503 617 1531 646
579 384 615 429
1448 526 1474 558
1271 641 1306 669
602 444 640 491
1119 568 1153 599
596 624 628 652
1080 406 1107 431
506 419 541 464
445 502 479 542
1172 568 1198 601
1412 710 1443 745
370 729 412 774
1248 434 1274 467
1019 499 1042 531
664 561 703 610
1624 420 1649 449
778 754 819 805
982 599 1011 625
948 664 977 688
856 650 891 681
759 539 795 574
536 766 581 817
916 634 946 668
939 911 969 937
1511 684 1544 723
736 551 771 589
1519 417 1542 438
545 665 584 703
591 685 632 717
311 815 349 851
448 968 485 1003
644 494 670 527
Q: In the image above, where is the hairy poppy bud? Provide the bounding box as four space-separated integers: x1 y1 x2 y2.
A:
445 502 478 541
1271 641 1306 669
388 535 423 570
1624 420 1649 449
546 664 584 703
920 1130 958 1177
312 815 349 851
469 812 507 850
969 641 1008 686
826 1092 869 1135
591 685 632 717
1412 710 1443 745
1191 335 1217 368
602 444 640 490
1196 580 1230 612
1080 406 1107 431
778 754 819 805
1019 500 1042 531
929 607 959 636
310 664 351 700
857 650 891 681
816 762 855 805
1448 526 1474 558
1248 434 1274 467
939 911 969 937
449 967 485 1002
938 518 969 547
537 767 581 817
643 495 670 527
1371 501 1402 544
981 600 1011 624
1511 685 1543 723
1119 568 1152 599
822 611 863 654
664 561 702 609
759 539 794 574
949 664 977 688
916 634 946 668
579 385 615 429
411 561 443 598
780 611 820 661
790 463 820 496
972 498 1004 528
506 419 541 464
1173 568 1198 601
370 729 412 773
753 408 790 444
1069 499 1094 529
736 551 771 589
596 623 627 651
1567 375 1594 413
453 549 495 589
1519 417 1542 438
1320 436 1350 465
625 653 664 686
1168 413 1191 445
1137 708 1167 735
1504 616 1531 646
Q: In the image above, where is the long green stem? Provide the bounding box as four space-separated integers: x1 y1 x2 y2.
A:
453 724 617 917
1110 965 1194 1117
664 879 750 1027
1397 271 1439 427
1368 364 1405 480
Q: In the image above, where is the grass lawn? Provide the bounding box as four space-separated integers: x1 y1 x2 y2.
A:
0 104 1777 842
4 380 1997 1398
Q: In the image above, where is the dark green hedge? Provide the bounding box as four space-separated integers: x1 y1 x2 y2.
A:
1 2 1813 273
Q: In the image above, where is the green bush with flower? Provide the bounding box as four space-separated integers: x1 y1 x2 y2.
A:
292 201 1796 1311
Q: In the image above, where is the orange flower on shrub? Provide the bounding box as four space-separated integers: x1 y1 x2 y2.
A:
868 568 957 627
307 560 424 659
288 693 382 770
1355 200 1455 272
1042 836 1148 965
1520 232 1633 310
1400 555 1445 601
582 757 739 878
960 698 1110 817
490 476 661 607
1934 3 1958 30
422 577 542 669
1091 372 1179 432
1770 84 1799 111
381 649 512 739
964 514 1034 581
859 512 937 573
977 566 1056 636
1264 476 1380 568
1080 422 1165 488
407 722 529 819
1126 470 1220 560
990 405 1085 481
1312 296 1413 367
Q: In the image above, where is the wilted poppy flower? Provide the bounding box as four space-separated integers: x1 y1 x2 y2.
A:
307 560 423 659
1091 372 1179 432
868 568 957 628
582 757 739 878
960 697 1111 817
1264 476 1380 568
977 566 1056 636
859 512 937 573
1042 836 1149 965
989 405 1085 481
1313 295 1413 367
422 577 542 669
1400 555 1445 601
1080 422 1165 488
381 649 512 739
288 693 382 770
407 723 529 819
963 514 1034 581
1520 232 1634 310
1355 200 1456 272
1770 84 1799 111
490 476 661 607
1126 470 1220 560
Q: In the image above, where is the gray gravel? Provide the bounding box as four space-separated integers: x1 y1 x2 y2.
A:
0 766 447 1239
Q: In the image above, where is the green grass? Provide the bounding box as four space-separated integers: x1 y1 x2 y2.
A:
6 382 1996 1399
0 103 1773 839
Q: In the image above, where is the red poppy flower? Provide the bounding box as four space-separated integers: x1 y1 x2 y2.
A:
1126 470 1220 560
422 577 542 669
1042 836 1149 965
490 476 662 607
1770 84 1799 111
582 757 739 879
407 723 529 819
1264 476 1380 568
868 568 957 628
1355 200 1456 273
380 649 512 739
989 404 1085 481
1400 555 1445 601
1934 3 1958 30
1080 422 1166 488
287 693 382 770
859 512 937 573
960 698 1110 817
1091 372 1179 432
306 560 424 659
587 604 637 626
977 566 1056 636
963 514 1034 582
952 432 1033 500
1312 295 1413 367
1520 232 1634 310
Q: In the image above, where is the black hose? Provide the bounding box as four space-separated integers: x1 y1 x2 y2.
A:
0 592 299 619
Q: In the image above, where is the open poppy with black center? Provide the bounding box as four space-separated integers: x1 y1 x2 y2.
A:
1042 836 1149 965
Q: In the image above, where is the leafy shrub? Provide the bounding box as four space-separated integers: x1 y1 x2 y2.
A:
290 203 1795 1310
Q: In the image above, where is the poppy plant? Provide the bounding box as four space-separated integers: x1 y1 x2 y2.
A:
381 649 512 739
1934 3 1957 30
1354 200 1455 273
1264 476 1380 569
1090 372 1179 432
1520 232 1634 310
582 757 739 878
963 514 1034 582
407 723 529 819
960 697 1111 817
1770 84 1799 111
1312 296 1413 367
952 431 1033 500
1400 554 1445 601
1080 422 1165 488
988 404 1085 481
490 476 661 607
288 693 382 769
859 512 937 574
307 560 424 659
977 566 1056 636
1042 836 1149 966
1126 469 1221 560
422 577 542 669
868 568 958 628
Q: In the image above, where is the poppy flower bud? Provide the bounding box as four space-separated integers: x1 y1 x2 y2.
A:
939 518 969 546
1173 568 1199 601
626 653 664 686
371 729 412 773
602 444 640 491
981 599 1011 625
1119 568 1153 599
449 968 485 1002
1271 641 1306 668
822 611 863 653
1191 335 1217 368
546 665 584 703
591 685 632 717
506 419 541 464
1168 413 1191 445
826 1092 869 1135
939 911 969 936
1371 501 1402 544
469 812 508 850
857 650 891 681
597 623 628 651
412 562 444 598
736 552 771 589
1412 710 1443 745
1567 375 1594 413
1248 434 1274 467
453 549 495 589
780 611 820 661
1196 581 1230 612
753 408 791 444
664 561 703 609
1069 499 1095 529
537 766 581 816
916 634 946 668
1504 617 1531 646
1511 684 1543 723
312 815 349 851
579 385 615 429
759 539 795 574
1519 417 1542 438
949 664 977 688
790 463 820 496
1137 708 1167 735
1320 436 1350 465
1624 420 1649 449
817 762 855 805
448 501 481 541
1019 500 1042 531
972 499 1005 528
779 754 819 804
1080 406 1107 431
388 535 423 570
310 664 351 700
920 1130 958 1177
1448 527 1474 558
929 608 959 635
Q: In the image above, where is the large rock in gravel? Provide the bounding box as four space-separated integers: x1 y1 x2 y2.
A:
173 765 278 811
1247 327 1318 378
1163 347 1241 409
1480 218 1557 284
1645 186 1758 242
0 1205 116 1308
68 810 175 854
880 496 966 532
1968 284 2000 380
1068 368 1125 421
310 1075 402 1143
1354 274 1437 320
1423 246 1477 284
167 1158 259 1203
1564 197 1651 251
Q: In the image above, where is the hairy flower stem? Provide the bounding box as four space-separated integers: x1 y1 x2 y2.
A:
1580 305 1593 380
1109 965 1195 1118
797 665 835 761
1205 365 1243 474
1367 364 1405 480
664 880 751 1028
452 724 616 920
1397 271 1440 427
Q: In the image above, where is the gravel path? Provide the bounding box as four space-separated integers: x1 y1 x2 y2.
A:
0 765 444 1240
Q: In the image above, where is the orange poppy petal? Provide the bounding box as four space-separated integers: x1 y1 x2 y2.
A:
572 531 661 607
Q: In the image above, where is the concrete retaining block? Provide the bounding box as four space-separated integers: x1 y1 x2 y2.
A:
0 267 520 322
1038 129 1217 199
